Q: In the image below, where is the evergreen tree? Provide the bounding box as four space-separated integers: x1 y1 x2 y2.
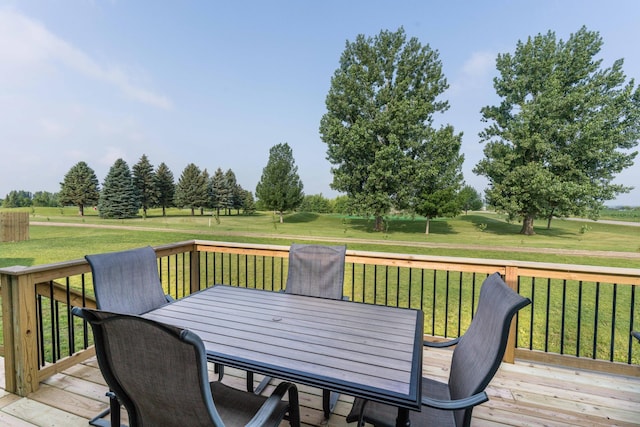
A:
174 163 208 216
475 27 640 235
154 162 175 216
132 154 157 218
224 169 242 215
320 27 453 231
255 143 304 223
98 159 140 219
209 168 230 216
199 169 210 215
241 189 256 214
59 161 100 216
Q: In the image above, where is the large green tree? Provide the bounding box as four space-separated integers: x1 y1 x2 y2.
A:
132 154 157 218
406 125 464 234
2 190 32 208
59 161 100 216
319 27 452 231
458 185 483 215
154 162 175 216
174 163 208 216
255 143 304 223
98 158 140 219
475 27 640 235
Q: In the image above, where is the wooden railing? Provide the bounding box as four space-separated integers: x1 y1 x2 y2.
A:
1 240 639 396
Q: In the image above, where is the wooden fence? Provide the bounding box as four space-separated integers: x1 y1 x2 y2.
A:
0 212 29 242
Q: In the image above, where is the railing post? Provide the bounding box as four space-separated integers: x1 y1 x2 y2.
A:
1 268 40 395
503 266 519 363
190 246 201 294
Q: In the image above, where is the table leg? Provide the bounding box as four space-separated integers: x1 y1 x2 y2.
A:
396 408 410 427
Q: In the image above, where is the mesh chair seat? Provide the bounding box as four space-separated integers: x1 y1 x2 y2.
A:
347 273 531 427
85 246 170 314
84 246 174 427
251 243 346 419
348 378 454 427
73 307 300 427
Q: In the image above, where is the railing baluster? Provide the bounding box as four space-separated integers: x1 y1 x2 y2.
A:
610 283 617 362
593 282 601 359
545 278 551 353
577 280 583 357
529 277 535 350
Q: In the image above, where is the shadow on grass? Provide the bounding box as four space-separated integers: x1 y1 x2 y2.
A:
346 216 457 235
460 214 577 238
285 212 320 223
0 258 35 268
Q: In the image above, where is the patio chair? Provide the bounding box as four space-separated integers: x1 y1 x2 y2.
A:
85 246 174 427
346 272 531 427
72 307 300 427
632 331 640 343
252 243 347 418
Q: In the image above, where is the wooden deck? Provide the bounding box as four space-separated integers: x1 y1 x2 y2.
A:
0 347 638 427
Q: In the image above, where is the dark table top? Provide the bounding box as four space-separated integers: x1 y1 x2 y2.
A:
144 285 423 410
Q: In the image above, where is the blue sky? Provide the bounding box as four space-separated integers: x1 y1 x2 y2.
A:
1 1 639 206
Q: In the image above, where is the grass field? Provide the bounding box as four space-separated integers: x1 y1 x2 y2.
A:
1 206 638 269
2 206 638 365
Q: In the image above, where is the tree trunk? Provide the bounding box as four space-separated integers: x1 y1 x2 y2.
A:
520 214 536 235
78 204 84 216
424 217 431 235
190 207 195 216
546 207 555 230
279 212 284 223
162 206 166 216
374 215 384 231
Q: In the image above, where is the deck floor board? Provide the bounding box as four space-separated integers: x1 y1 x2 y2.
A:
1 348 638 427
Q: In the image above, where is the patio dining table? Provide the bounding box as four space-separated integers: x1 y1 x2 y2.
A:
144 285 424 427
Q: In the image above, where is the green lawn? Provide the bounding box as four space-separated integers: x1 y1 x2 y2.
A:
1 206 638 269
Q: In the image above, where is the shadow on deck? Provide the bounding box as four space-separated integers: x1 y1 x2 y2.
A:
0 347 639 426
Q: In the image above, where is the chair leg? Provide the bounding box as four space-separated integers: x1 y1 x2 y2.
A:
89 391 124 427
253 374 273 395
214 363 224 381
246 371 254 393
322 389 339 419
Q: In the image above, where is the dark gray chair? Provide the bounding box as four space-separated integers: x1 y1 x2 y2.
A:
85 246 172 315
346 272 531 427
632 331 640 343
72 307 300 427
85 246 174 427
253 243 347 418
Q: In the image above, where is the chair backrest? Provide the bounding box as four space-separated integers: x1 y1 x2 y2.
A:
448 273 531 427
86 246 168 314
72 307 224 427
285 243 346 300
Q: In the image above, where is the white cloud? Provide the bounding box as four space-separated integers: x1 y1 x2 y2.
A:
0 7 172 109
450 51 496 95
39 118 69 138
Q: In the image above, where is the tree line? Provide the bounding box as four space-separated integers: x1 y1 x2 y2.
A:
3 26 637 235
52 155 259 219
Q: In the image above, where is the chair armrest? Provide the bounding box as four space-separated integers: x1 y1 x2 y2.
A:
424 336 460 348
165 295 175 303
632 331 640 342
246 381 300 427
421 391 488 411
